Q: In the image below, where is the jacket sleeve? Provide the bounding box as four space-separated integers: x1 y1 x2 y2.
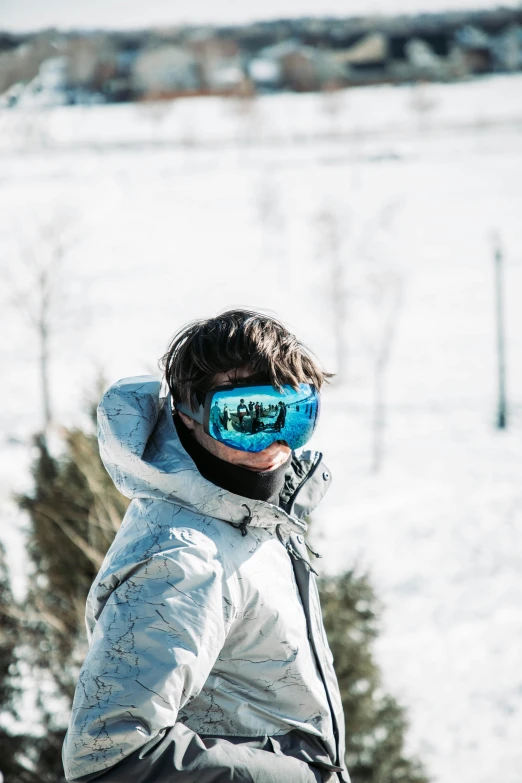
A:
63 530 321 783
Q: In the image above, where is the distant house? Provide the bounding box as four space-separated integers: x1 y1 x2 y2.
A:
207 58 245 92
405 38 445 78
61 35 113 103
247 56 281 90
454 25 493 74
132 45 201 97
66 36 100 88
389 33 458 82
333 32 389 83
0 34 62 95
187 36 245 93
247 40 292 90
249 40 345 92
491 25 522 72
280 47 321 91
334 32 388 66
8 56 70 108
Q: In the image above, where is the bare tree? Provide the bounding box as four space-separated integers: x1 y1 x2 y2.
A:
2 212 79 439
315 208 349 385
409 81 438 133
367 272 404 473
134 97 172 143
228 79 260 145
316 197 406 469
256 175 287 290
354 201 405 473
316 198 404 472
320 81 346 138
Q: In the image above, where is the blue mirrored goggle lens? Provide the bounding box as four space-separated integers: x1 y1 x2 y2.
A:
206 384 319 453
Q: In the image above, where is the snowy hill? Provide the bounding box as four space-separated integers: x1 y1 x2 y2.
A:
0 74 521 783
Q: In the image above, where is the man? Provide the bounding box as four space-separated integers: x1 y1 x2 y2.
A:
210 400 223 435
275 400 286 432
237 397 248 430
62 309 349 783
222 402 230 430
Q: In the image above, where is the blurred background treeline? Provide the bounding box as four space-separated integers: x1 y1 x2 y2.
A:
0 7 521 107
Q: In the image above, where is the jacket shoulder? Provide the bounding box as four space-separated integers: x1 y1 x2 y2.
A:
87 501 241 630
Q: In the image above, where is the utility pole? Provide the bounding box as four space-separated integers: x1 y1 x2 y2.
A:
493 233 507 429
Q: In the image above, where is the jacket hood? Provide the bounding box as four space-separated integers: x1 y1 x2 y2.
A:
97 376 331 537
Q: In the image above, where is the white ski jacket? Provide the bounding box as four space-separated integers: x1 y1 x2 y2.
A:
62 376 349 783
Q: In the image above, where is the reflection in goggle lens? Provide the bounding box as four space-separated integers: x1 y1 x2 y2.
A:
207 384 318 453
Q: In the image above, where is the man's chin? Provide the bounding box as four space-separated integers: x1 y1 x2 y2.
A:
244 461 280 472
240 448 290 472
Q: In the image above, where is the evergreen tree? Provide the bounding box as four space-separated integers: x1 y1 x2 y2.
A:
10 406 128 781
0 543 18 719
0 542 35 783
319 570 429 783
17 428 128 705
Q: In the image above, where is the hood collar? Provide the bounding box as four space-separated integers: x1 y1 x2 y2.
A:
97 376 331 538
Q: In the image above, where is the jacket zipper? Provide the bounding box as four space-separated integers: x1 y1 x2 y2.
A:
277 527 343 773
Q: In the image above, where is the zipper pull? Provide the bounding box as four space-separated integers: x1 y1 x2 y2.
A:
286 543 319 576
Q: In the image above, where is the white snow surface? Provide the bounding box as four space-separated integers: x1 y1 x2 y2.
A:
0 74 521 783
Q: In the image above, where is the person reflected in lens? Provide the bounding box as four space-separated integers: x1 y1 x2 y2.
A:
237 398 248 431
211 400 222 433
222 403 230 430
275 400 286 432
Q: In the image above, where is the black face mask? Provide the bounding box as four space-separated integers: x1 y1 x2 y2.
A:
173 413 291 504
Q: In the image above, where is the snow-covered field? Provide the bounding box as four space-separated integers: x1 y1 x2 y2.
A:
1 74 521 783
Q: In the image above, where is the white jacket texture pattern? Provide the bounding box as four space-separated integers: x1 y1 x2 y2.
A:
62 376 349 782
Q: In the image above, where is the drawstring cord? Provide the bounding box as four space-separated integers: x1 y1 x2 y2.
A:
230 508 323 569
305 541 322 559
229 503 251 537
276 525 319 576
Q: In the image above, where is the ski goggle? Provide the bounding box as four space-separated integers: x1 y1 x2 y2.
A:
176 383 320 453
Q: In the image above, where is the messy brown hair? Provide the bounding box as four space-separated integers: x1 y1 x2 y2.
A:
160 309 333 409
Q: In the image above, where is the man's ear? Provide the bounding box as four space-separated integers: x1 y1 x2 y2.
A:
178 411 197 431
